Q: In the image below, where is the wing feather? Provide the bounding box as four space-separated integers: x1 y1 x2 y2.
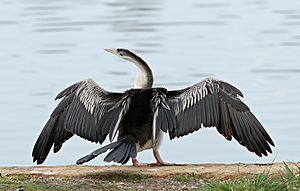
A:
32 78 134 164
162 77 274 157
191 101 197 131
53 95 74 153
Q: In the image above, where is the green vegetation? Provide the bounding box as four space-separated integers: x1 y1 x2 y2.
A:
0 164 299 191
203 163 300 191
0 175 117 191
87 172 151 182
171 174 193 183
120 174 150 182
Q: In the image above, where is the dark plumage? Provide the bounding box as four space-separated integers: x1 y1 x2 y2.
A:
32 48 275 166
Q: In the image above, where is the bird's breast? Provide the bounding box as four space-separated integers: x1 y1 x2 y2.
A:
136 139 153 152
135 129 164 152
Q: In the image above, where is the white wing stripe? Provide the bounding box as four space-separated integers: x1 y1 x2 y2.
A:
152 108 159 144
110 109 123 142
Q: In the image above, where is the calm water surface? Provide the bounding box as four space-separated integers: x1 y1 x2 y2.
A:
0 0 299 166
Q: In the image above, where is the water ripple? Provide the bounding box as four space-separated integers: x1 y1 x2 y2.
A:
106 71 129 76
34 27 83 32
36 49 69 54
251 69 300 73
280 42 300 47
29 92 52 96
0 20 18 25
24 5 66 11
272 9 298 15
196 2 230 8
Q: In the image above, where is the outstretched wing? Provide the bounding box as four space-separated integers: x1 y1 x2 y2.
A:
32 78 134 164
153 77 275 157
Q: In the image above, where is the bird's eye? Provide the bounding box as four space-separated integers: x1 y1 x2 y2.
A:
116 49 123 56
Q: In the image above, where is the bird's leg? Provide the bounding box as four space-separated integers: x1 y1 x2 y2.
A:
151 148 178 166
131 150 186 166
132 158 147 167
131 150 173 166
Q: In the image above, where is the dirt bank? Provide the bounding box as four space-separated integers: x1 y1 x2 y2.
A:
1 162 299 179
1 163 299 190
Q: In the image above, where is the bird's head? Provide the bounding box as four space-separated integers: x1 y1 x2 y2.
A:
104 48 153 88
104 48 137 63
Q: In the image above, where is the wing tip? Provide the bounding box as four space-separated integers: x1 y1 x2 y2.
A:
33 157 45 165
268 139 275 147
220 80 244 97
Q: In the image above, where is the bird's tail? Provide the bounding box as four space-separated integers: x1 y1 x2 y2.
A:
76 138 137 165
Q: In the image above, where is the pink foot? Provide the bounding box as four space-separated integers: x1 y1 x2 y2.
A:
132 158 182 167
132 158 146 167
148 162 162 166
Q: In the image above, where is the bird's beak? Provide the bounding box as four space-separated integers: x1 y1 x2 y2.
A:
104 48 118 56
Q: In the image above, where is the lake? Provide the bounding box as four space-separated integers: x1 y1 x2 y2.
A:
0 0 299 166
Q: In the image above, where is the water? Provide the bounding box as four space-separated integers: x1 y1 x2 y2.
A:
0 0 299 166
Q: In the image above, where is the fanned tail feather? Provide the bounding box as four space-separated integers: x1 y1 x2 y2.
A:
76 138 137 165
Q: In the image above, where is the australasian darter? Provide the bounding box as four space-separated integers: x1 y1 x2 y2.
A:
32 48 275 166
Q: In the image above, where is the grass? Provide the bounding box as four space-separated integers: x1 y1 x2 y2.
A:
0 163 299 190
171 174 193 183
203 163 300 191
0 175 117 191
87 172 151 182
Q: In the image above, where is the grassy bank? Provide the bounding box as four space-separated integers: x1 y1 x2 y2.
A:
205 163 300 191
0 163 299 190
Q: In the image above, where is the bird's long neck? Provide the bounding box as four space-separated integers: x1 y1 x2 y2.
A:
130 53 153 89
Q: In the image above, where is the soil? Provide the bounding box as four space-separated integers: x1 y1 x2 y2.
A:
0 162 299 190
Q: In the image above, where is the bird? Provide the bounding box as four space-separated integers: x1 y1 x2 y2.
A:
32 48 275 166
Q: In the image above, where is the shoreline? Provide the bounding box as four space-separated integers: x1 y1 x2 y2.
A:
1 162 299 178
1 162 299 190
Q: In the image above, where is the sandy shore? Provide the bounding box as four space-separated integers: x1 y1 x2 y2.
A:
1 162 299 179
